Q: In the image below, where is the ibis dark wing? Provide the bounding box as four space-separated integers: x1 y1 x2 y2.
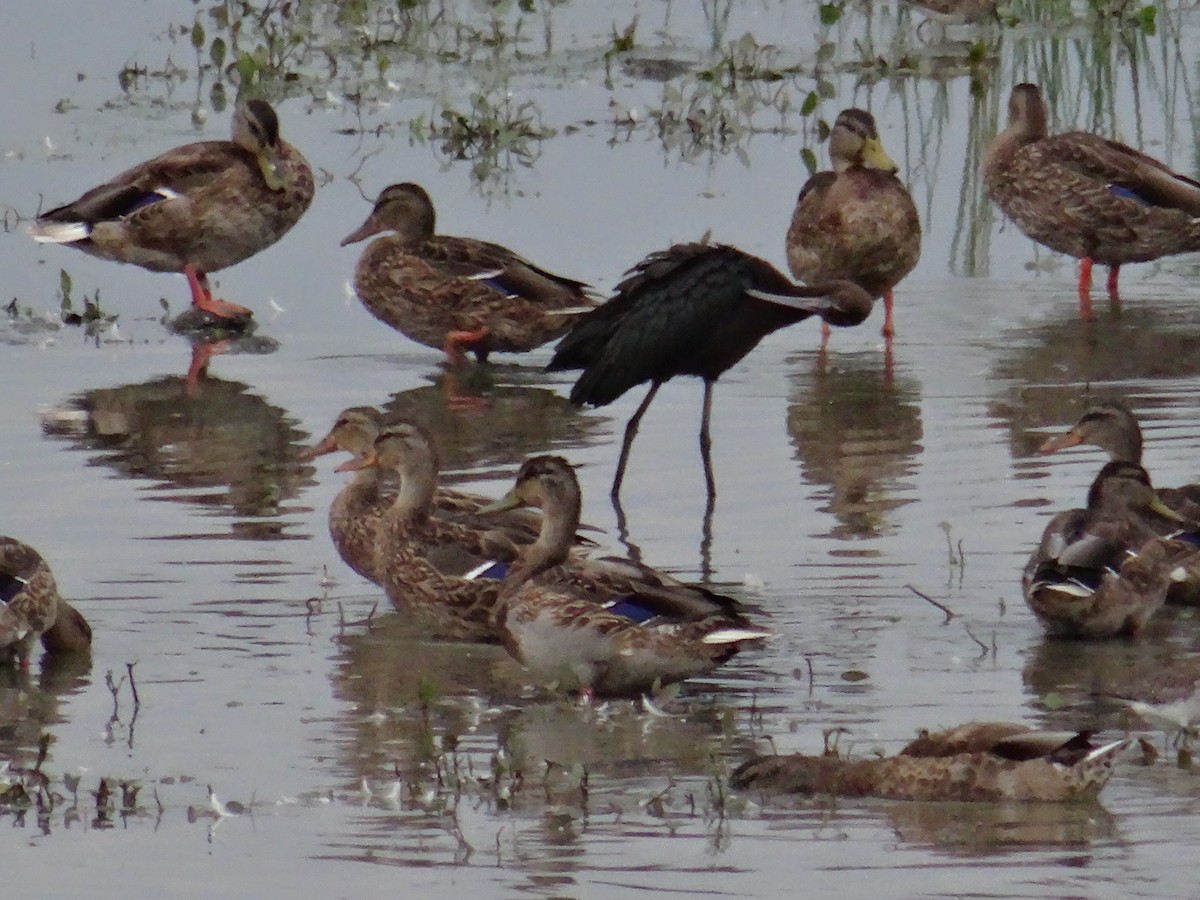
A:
550 242 801 407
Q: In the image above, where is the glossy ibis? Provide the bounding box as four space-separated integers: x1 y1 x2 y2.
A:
548 241 874 498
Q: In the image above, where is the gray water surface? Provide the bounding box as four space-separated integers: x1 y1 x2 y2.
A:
5 1 1200 897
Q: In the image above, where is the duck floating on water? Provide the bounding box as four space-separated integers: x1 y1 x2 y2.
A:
480 456 772 698
1022 460 1196 638
731 722 1129 802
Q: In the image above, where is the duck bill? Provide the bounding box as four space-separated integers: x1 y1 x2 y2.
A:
860 137 898 174
478 487 524 515
256 146 286 191
334 451 377 474
1038 430 1082 454
340 215 384 247
1149 494 1188 523
299 433 338 461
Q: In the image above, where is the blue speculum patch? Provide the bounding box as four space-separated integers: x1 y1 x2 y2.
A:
1107 183 1150 205
602 597 659 623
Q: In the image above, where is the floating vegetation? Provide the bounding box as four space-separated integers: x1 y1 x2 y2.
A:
410 88 554 185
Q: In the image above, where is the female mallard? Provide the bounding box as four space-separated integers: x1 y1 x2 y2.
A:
1039 400 1200 517
785 108 921 340
29 99 313 322
480 456 772 698
1 538 92 663
306 408 572 583
341 183 595 363
2 538 58 665
1038 400 1200 604
731 722 1129 802
1022 460 1194 638
984 82 1200 307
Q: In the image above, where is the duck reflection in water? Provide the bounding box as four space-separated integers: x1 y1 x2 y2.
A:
989 303 1200 459
381 366 609 472
40 371 313 540
787 353 922 539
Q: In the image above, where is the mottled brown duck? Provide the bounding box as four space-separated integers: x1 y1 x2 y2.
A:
731 722 1129 802
900 0 1000 25
1039 400 1200 604
1022 460 1195 638
341 183 595 363
984 83 1200 311
29 99 313 322
1 537 92 665
548 241 875 498
786 108 921 341
305 407 582 583
479 456 771 698
1039 400 1200 517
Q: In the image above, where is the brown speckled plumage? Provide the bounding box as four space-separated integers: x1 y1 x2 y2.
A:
984 83 1200 287
900 0 999 24
31 99 312 318
1021 461 1194 638
1039 401 1200 606
1 537 62 665
342 183 595 362
484 456 770 697
786 108 920 335
731 722 1129 802
307 408 561 585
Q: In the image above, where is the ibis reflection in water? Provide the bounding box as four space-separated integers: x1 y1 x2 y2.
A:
548 241 874 500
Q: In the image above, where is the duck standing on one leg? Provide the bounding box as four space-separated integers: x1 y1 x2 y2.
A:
341 183 596 364
984 82 1200 314
29 99 314 325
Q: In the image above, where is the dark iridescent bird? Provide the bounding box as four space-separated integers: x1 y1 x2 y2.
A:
341 183 596 363
984 82 1200 311
786 108 920 342
731 722 1129 802
28 99 313 322
547 241 875 498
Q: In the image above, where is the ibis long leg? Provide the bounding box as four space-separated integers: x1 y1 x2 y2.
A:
700 379 716 498
612 381 661 500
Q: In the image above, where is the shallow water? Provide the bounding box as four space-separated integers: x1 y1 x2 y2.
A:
5 1 1200 896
